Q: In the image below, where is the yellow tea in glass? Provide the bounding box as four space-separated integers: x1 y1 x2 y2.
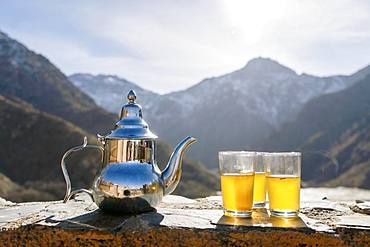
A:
219 151 256 217
221 173 254 213
266 175 300 211
265 152 301 217
253 172 266 207
253 154 266 208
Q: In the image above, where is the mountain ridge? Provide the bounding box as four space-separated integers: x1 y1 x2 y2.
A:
70 57 370 169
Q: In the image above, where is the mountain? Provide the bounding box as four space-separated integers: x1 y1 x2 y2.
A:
0 31 115 134
263 75 370 188
69 73 159 113
70 58 370 169
0 30 218 201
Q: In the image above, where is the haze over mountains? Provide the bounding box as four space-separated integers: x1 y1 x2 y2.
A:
70 58 370 170
0 30 218 201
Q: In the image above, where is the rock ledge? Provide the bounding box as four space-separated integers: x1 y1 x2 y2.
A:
1 188 370 246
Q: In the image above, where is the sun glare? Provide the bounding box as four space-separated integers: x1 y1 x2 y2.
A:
221 0 288 45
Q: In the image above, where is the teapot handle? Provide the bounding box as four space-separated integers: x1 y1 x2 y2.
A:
61 137 104 203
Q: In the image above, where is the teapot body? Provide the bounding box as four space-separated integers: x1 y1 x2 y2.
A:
92 138 164 213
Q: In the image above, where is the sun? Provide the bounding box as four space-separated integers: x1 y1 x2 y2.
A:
220 0 289 45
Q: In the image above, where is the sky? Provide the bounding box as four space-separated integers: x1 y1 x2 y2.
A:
1 0 370 94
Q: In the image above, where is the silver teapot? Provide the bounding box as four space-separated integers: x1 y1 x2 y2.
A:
61 90 196 214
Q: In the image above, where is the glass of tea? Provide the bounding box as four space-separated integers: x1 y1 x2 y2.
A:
218 151 255 217
265 152 301 217
253 153 267 208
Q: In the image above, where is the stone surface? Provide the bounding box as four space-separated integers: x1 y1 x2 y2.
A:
0 188 370 246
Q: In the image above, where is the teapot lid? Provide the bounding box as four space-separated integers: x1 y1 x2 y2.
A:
105 90 158 140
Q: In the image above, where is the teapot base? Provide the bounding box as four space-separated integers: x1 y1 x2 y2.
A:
97 196 157 214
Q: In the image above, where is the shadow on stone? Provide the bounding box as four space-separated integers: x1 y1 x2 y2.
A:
98 197 156 215
45 209 164 232
213 208 308 229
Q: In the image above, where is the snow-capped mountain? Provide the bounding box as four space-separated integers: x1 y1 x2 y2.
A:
69 57 370 169
69 73 159 114
158 57 353 127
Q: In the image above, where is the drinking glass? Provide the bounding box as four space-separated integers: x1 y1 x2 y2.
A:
253 153 267 208
219 151 255 217
265 152 301 217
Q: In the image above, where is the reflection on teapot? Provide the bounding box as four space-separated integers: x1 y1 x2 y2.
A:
60 90 196 214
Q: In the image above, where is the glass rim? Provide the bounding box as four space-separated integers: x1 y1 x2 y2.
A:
259 152 301 157
218 151 257 156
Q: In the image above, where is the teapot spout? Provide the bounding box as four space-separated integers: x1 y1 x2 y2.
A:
161 136 197 195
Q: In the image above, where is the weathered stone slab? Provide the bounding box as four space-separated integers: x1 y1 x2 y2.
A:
0 188 369 246
350 201 370 215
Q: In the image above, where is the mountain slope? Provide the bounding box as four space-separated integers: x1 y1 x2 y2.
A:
314 114 370 188
324 162 370 188
0 95 100 200
0 172 55 202
263 75 370 187
70 58 370 169
0 31 115 134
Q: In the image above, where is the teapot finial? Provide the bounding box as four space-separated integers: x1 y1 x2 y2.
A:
107 89 157 139
127 89 137 103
